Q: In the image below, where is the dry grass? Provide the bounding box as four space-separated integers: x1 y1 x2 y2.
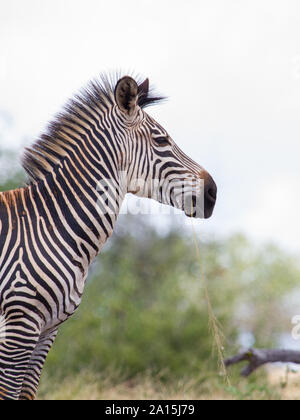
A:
268 368 300 400
37 371 233 400
37 368 300 400
191 222 229 385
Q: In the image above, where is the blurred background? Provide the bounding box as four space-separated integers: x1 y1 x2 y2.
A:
0 0 300 399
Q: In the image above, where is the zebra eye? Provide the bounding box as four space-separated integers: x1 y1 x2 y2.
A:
153 136 171 147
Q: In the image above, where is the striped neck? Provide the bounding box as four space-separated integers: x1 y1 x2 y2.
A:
20 79 130 262
32 158 126 263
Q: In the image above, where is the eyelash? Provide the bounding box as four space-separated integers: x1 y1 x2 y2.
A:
153 136 171 147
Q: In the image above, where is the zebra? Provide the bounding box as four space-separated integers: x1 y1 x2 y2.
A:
0 74 217 400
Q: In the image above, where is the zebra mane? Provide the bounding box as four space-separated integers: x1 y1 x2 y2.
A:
22 72 165 182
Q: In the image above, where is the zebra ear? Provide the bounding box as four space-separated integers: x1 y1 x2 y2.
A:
115 76 139 117
138 78 149 101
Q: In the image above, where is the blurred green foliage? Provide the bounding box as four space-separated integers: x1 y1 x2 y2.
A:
43 216 300 382
0 148 25 191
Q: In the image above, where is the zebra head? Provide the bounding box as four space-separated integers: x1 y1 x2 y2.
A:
114 76 217 219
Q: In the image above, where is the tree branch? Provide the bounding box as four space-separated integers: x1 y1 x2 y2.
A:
225 348 300 377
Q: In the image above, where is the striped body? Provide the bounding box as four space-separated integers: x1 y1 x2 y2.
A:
0 74 217 399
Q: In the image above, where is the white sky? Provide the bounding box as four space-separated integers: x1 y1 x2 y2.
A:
0 0 299 253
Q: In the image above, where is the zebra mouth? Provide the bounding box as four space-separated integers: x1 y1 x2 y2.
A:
184 195 204 219
203 187 217 219
183 194 216 219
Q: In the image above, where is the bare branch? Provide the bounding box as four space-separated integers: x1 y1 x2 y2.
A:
225 348 300 377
